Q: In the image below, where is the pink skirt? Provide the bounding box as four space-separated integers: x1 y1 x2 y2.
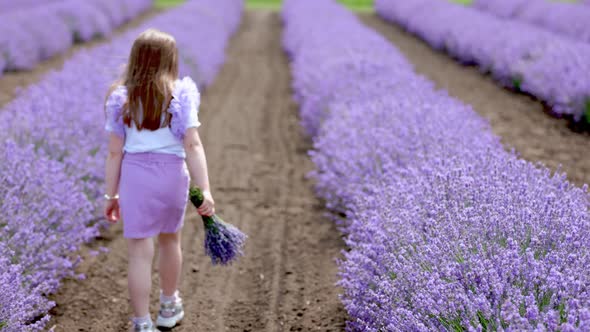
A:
119 152 189 239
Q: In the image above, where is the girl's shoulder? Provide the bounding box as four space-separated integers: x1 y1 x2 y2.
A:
104 84 127 137
106 84 128 109
105 84 127 113
169 76 201 140
108 84 128 97
172 76 200 102
170 76 200 114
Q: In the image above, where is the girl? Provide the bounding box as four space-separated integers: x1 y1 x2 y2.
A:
103 29 215 332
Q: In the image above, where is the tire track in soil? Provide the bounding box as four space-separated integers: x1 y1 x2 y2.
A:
360 13 590 188
0 9 161 109
48 10 347 332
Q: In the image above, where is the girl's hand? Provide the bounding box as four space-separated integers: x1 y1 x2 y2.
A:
104 199 121 223
197 190 215 216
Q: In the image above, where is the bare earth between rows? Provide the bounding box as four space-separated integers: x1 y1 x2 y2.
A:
48 10 346 332
360 13 590 188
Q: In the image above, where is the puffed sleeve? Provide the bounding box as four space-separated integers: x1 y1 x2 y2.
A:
169 76 201 141
104 86 127 138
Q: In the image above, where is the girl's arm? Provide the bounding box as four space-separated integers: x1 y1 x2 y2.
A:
184 127 215 216
104 133 124 222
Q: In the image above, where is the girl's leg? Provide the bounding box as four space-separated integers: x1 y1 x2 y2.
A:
127 237 155 318
158 231 182 296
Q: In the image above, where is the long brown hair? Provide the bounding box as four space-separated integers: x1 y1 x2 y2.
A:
114 29 179 130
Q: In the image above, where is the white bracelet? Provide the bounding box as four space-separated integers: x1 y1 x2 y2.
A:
104 193 119 200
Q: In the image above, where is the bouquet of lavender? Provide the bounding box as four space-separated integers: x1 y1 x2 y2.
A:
189 187 247 265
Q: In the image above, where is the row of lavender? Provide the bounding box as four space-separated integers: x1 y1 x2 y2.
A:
0 0 61 12
473 0 590 44
0 1 243 330
375 0 590 123
0 0 152 76
283 0 590 330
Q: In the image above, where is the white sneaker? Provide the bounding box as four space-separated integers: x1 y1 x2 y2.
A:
156 297 184 329
131 321 160 332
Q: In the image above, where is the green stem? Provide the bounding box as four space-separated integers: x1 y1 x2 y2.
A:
202 215 216 228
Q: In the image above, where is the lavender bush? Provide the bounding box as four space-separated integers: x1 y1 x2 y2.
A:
376 0 590 123
0 243 53 332
0 141 96 331
0 1 243 330
0 0 152 73
473 0 590 45
0 0 62 12
283 0 590 330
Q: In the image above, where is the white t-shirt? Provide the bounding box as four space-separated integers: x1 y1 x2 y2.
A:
121 113 199 158
105 77 201 158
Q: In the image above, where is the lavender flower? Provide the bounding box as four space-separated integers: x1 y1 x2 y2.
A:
0 244 53 332
189 187 247 265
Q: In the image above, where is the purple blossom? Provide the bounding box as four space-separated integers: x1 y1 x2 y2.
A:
189 186 247 265
283 0 590 330
0 141 95 331
203 216 247 266
0 244 53 332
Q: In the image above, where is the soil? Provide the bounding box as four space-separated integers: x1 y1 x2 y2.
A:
46 10 347 332
0 9 161 108
360 13 590 188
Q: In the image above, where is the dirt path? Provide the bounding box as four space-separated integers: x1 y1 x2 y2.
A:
360 14 590 187
48 10 346 332
0 9 160 108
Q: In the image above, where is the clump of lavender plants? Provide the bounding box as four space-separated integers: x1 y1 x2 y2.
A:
0 141 94 331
